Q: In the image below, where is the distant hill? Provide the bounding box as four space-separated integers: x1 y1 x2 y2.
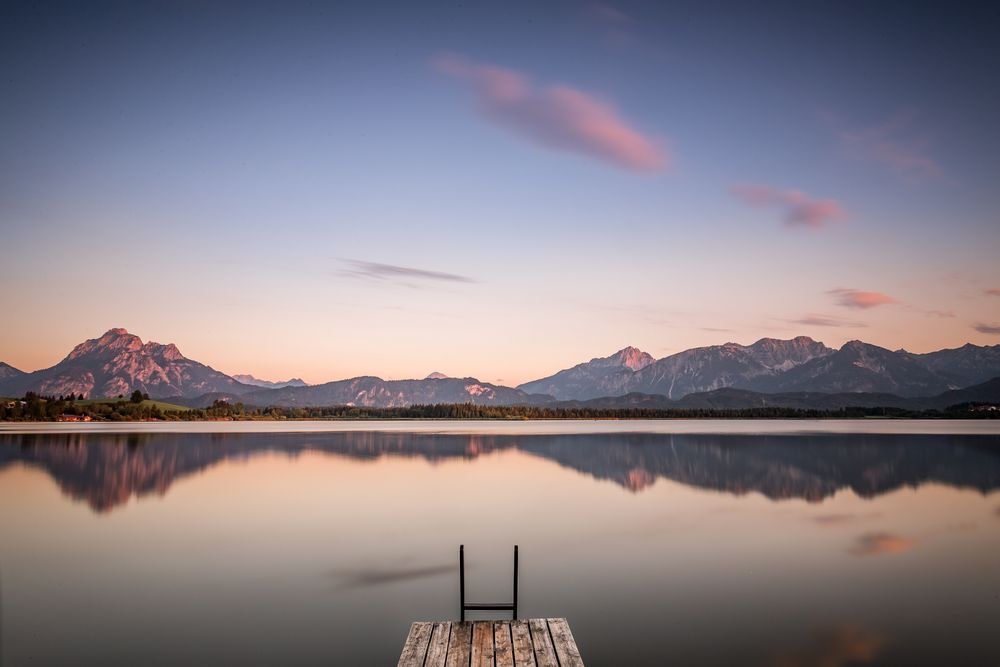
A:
926 377 1000 408
185 376 552 408
0 329 254 399
231 374 309 389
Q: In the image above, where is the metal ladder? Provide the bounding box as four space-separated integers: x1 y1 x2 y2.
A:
459 544 518 622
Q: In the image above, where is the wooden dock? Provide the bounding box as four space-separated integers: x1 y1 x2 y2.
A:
397 618 584 667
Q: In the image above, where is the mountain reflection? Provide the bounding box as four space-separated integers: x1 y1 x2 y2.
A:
1 431 998 513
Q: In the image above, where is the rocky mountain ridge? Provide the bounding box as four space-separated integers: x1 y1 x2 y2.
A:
0 361 24 379
0 329 252 399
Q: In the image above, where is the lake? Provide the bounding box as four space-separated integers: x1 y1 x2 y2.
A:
1 421 998 666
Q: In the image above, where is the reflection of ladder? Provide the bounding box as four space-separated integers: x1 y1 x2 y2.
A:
459 544 518 622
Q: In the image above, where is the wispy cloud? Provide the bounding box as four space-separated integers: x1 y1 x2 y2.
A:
974 323 1000 335
920 308 956 319
849 532 916 557
329 563 455 589
985 288 1000 297
588 2 633 24
787 314 867 328
732 185 846 228
836 112 940 180
586 2 638 48
435 53 667 172
338 259 477 286
828 288 897 310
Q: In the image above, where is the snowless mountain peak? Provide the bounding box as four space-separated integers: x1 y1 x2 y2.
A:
610 346 655 371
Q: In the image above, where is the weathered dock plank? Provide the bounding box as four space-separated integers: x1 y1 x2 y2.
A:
528 618 559 667
444 621 472 667
396 621 432 667
548 618 584 667
398 618 581 666
471 621 495 666
494 620 514 667
510 620 538 667
424 621 452 667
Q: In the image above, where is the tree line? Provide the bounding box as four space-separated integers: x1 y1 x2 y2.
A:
1 393 997 421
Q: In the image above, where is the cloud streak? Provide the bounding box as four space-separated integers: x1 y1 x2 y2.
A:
974 323 1000 335
339 260 477 285
828 288 897 310
985 289 1000 297
919 308 955 319
435 53 667 172
787 314 867 328
732 185 846 228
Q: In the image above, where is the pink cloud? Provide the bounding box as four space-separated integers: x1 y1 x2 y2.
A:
836 112 940 180
434 53 667 172
732 185 846 228
975 323 1000 335
986 288 1000 297
828 288 897 310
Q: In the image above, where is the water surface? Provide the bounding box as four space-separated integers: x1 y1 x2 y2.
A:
1 425 998 665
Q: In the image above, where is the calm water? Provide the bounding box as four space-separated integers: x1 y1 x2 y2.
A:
1 423 998 666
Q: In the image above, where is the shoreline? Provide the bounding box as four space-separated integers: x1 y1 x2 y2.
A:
2 418 1000 436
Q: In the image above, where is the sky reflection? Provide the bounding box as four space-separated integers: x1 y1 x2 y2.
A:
1 431 998 665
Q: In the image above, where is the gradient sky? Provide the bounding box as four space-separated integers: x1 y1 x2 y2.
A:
1 1 999 385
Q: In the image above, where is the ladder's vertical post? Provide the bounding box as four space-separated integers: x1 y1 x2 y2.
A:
460 544 466 622
512 545 519 619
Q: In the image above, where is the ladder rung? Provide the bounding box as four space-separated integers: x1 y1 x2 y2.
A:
464 603 514 610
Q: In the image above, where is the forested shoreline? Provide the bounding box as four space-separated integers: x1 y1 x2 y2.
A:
2 392 997 421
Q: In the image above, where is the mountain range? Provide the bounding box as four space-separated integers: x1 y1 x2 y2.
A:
1 328 999 409
517 337 990 399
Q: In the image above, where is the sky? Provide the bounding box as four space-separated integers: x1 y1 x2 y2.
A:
1 0 999 385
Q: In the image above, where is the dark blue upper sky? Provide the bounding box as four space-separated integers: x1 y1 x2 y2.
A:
1 1 998 382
